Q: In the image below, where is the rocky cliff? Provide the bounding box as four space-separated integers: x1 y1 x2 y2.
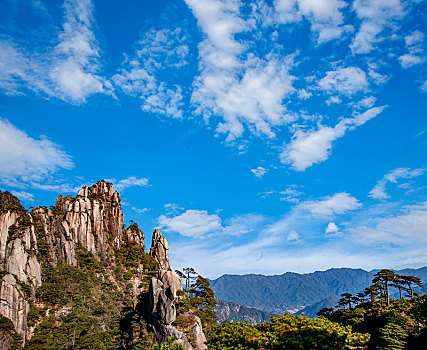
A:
0 181 206 349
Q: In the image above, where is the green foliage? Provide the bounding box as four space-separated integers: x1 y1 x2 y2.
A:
27 245 136 349
119 242 157 270
0 315 22 349
152 337 184 350
208 314 370 350
0 190 26 214
189 276 217 327
324 294 427 349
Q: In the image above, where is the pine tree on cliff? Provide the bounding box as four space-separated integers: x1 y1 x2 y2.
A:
372 269 396 307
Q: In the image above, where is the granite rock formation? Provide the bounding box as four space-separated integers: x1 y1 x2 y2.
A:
0 182 144 347
0 183 207 349
148 229 208 349
149 229 171 271
0 192 41 342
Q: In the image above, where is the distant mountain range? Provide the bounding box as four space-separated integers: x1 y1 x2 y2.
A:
210 267 427 319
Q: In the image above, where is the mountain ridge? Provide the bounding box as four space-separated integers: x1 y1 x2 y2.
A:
210 267 427 316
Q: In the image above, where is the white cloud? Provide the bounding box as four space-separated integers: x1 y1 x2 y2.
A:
274 0 351 44
281 106 385 171
193 54 295 141
30 182 82 193
297 0 350 44
325 221 339 234
222 214 266 236
351 0 407 54
50 0 108 102
297 89 312 100
319 67 369 96
132 207 149 215
398 31 426 69
186 0 295 141
140 84 184 119
279 186 304 203
113 27 188 119
399 54 426 68
298 192 362 218
0 0 108 102
287 230 301 242
112 176 150 192
159 208 265 239
353 96 377 110
0 118 73 183
352 201 427 245
251 166 268 178
369 167 425 200
11 191 35 202
158 209 222 238
422 80 427 93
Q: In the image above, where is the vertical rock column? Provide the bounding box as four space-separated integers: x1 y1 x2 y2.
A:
148 230 192 349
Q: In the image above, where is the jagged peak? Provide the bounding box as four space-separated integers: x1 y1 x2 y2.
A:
77 180 118 201
150 229 171 271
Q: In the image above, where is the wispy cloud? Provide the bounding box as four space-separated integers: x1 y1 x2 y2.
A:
50 0 109 102
274 0 352 44
350 201 427 246
11 190 35 202
250 166 268 178
109 176 150 192
281 106 385 171
0 0 109 102
351 0 407 54
158 209 222 238
398 30 426 69
298 192 362 218
0 118 73 184
112 27 189 119
369 167 425 200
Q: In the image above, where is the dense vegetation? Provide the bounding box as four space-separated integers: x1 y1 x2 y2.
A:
174 268 217 335
208 314 370 349
23 218 161 350
318 270 427 349
206 270 426 350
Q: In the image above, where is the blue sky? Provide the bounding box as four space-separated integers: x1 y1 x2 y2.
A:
1 0 427 278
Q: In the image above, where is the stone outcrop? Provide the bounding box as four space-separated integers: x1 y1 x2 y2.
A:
0 192 42 344
148 230 199 349
32 180 126 265
0 274 30 340
124 223 145 248
150 229 171 271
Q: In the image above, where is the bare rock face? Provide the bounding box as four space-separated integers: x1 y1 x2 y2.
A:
189 314 207 350
0 192 42 343
0 330 15 350
0 209 41 288
150 229 171 271
0 274 30 342
55 180 125 262
32 181 126 265
124 223 145 248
